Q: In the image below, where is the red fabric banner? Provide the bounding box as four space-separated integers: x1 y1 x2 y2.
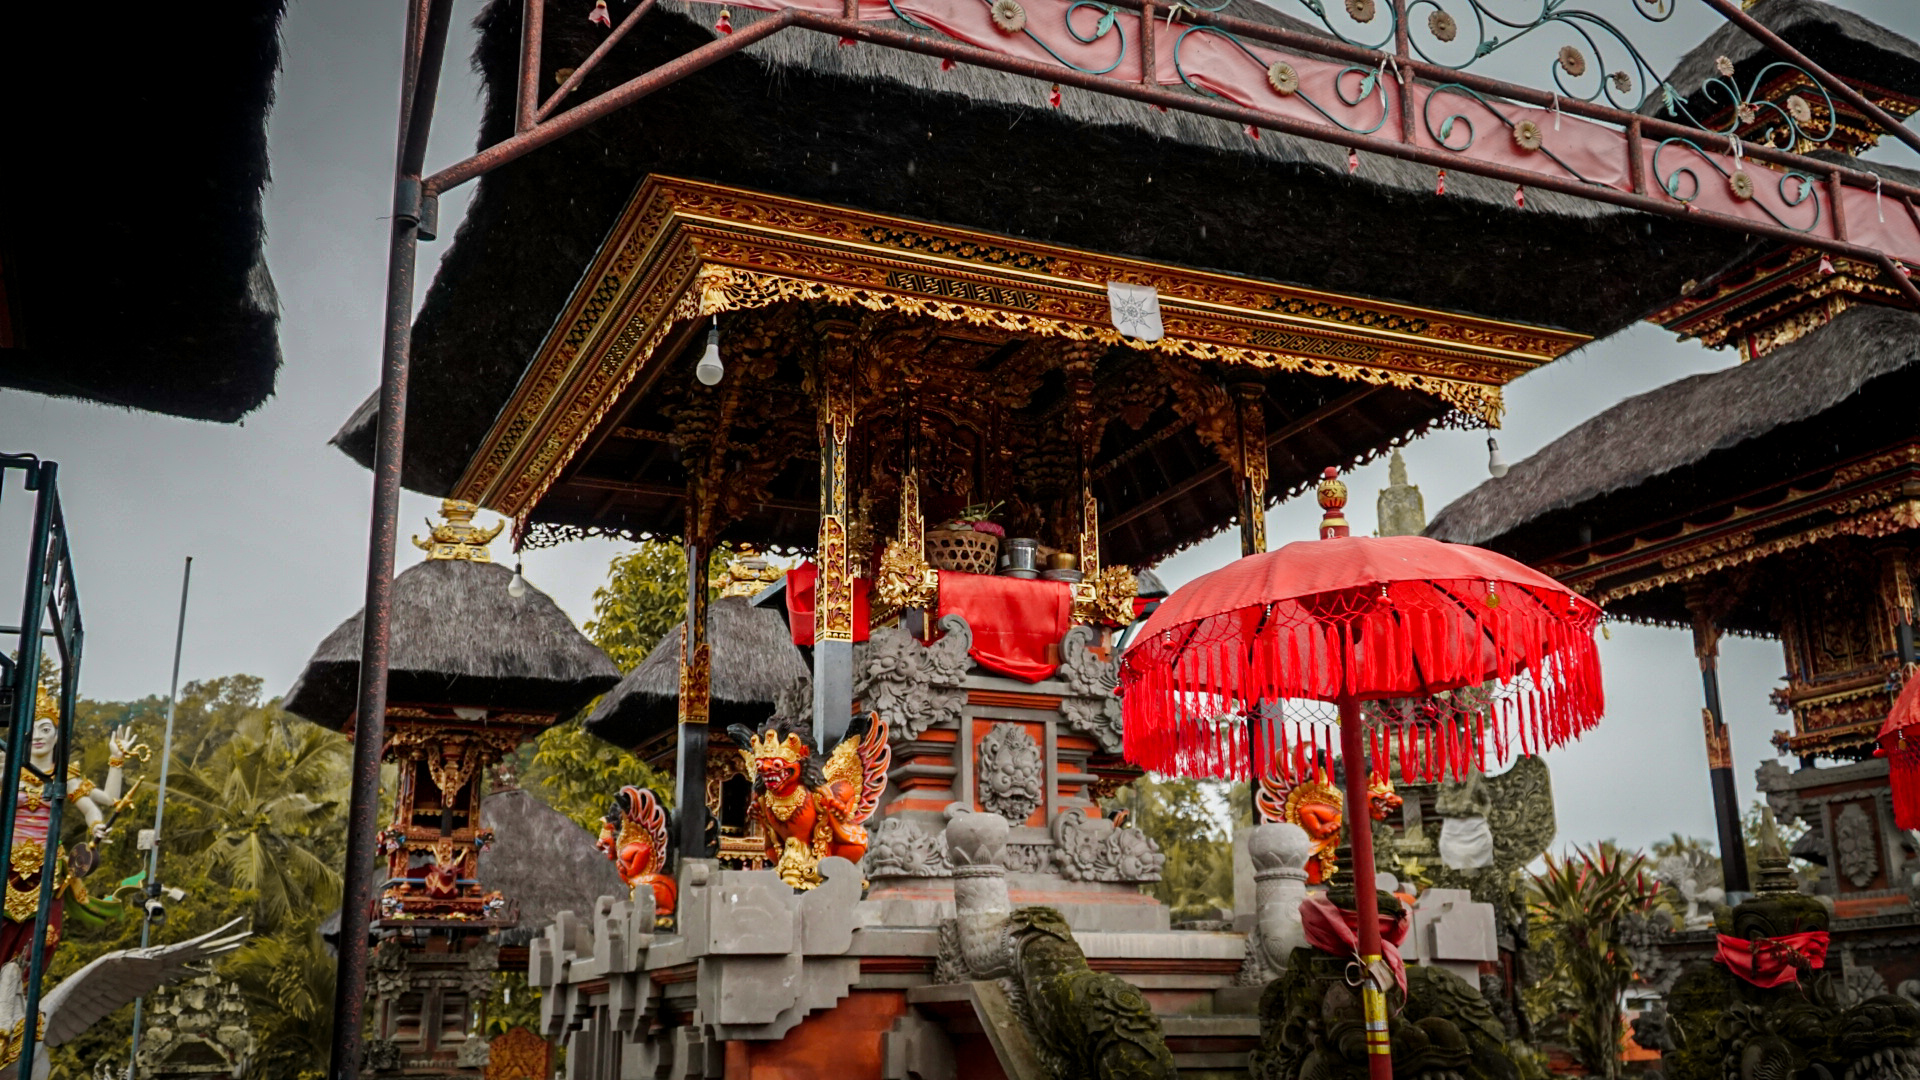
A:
936 571 1072 683
785 562 870 647
1713 931 1830 988
1300 894 1410 996
1881 676 1920 829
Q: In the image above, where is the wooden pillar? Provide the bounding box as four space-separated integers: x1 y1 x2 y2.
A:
1880 546 1917 665
812 330 858 751
1232 384 1268 557
675 479 713 859
1687 585 1750 896
1065 345 1102 583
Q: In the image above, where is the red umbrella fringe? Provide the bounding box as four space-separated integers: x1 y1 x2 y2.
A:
1120 578 1603 781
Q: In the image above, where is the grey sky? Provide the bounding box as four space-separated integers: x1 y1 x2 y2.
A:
4 0 1916 855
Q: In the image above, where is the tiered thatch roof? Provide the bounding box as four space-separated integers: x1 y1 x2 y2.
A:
585 596 808 750
2 3 285 421
283 559 619 728
334 0 1750 496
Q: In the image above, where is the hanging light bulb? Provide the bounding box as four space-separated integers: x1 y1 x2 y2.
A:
1486 436 1510 478
507 559 528 599
695 317 724 386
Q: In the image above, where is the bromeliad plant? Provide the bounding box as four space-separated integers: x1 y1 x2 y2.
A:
1528 843 1662 1080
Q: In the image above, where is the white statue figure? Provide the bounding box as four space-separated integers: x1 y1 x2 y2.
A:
1653 851 1725 930
0 919 248 1080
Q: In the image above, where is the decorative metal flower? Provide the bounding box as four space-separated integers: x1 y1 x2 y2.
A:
1513 119 1544 151
1427 10 1456 42
1346 0 1376 23
1729 170 1755 201
1558 45 1587 78
1611 71 1633 94
1737 102 1757 125
1714 55 1735 78
1267 61 1300 95
990 0 1027 33
1787 94 1812 124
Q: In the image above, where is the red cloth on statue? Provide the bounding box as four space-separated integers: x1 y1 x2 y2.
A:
1299 894 1410 995
936 571 1072 682
785 562 870 647
1714 931 1829 988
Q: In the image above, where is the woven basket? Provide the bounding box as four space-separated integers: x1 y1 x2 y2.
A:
927 527 999 575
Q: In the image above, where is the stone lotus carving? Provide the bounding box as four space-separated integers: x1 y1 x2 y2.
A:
1834 802 1879 888
1058 624 1124 754
855 616 971 744
977 723 1044 825
1051 807 1164 883
862 816 951 878
1239 823 1313 986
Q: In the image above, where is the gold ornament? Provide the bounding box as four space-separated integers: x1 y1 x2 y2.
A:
875 539 937 610
748 729 809 765
1557 45 1587 78
717 546 783 599
1266 62 1300 95
1610 71 1632 94
411 499 505 562
1093 564 1139 627
1787 95 1812 125
990 0 1026 33
1512 120 1544 151
1345 0 1376 22
1427 10 1456 41
1714 54 1735 78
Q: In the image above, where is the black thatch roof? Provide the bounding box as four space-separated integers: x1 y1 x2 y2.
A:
478 787 626 946
1650 0 1920 122
333 0 1751 495
584 595 808 749
1427 305 1920 559
1 3 285 422
283 559 620 729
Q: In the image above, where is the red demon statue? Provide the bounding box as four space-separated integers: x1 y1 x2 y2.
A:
597 784 677 923
725 714 890 889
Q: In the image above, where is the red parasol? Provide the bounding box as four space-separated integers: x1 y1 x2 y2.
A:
1116 469 1606 1080
1880 673 1920 829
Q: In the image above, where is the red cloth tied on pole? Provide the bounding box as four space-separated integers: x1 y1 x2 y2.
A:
1300 894 1410 996
1714 931 1830 988
784 562 870 647
936 571 1072 682
1880 674 1920 829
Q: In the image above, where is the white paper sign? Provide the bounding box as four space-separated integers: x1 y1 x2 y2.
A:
1106 281 1164 342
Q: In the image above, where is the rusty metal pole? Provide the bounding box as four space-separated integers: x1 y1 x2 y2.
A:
328 2 453 1077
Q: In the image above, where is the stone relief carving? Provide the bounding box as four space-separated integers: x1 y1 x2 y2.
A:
1004 843 1052 874
1834 802 1880 888
855 615 972 743
977 722 1044 824
1051 807 1164 883
863 816 952 878
1238 823 1312 986
771 673 812 727
1058 624 1124 754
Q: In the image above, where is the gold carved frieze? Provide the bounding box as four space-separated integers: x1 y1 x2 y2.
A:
451 178 1584 519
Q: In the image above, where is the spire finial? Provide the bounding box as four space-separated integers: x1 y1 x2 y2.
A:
1317 467 1350 539
412 499 505 562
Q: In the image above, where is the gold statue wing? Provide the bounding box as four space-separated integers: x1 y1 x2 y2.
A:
823 713 892 824
619 785 671 875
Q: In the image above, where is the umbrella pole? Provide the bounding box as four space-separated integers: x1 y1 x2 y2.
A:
1338 693 1393 1080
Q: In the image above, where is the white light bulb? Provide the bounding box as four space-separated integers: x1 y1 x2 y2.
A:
507 560 528 599
1486 436 1510 478
695 321 724 386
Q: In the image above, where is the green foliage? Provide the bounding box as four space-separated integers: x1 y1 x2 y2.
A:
1104 776 1241 923
1525 844 1660 1080
527 719 672 830
483 972 543 1036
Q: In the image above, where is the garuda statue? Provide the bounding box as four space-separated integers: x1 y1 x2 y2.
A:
1660 848 1920 1080
1257 759 1400 886
726 714 890 889
597 785 676 923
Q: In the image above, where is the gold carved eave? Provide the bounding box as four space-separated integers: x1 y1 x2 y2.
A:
1539 442 1920 606
453 177 1589 519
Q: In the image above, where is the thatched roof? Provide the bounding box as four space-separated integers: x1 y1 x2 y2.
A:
478 787 626 946
584 596 808 749
332 0 1751 495
283 559 620 729
1650 0 1920 122
1 3 285 422
1427 305 1920 556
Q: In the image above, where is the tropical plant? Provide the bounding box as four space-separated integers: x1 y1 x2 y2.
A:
1105 775 1241 922
1526 843 1661 1080
224 913 337 1080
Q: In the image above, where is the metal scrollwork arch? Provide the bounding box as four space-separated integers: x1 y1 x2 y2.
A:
1172 26 1392 135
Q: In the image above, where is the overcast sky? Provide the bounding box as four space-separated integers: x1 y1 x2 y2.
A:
4 0 1917 856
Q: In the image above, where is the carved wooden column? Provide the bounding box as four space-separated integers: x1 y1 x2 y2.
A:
812 325 859 750
1065 344 1102 614
675 477 713 859
1880 546 1917 666
1232 383 1269 557
1687 584 1751 897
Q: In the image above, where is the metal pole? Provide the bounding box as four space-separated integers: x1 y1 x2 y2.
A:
4 462 58 1080
1338 693 1393 1080
127 556 192 1079
328 3 452 1077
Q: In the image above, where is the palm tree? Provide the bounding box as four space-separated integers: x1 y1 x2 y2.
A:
225 914 336 1080
1528 843 1661 1080
164 710 348 932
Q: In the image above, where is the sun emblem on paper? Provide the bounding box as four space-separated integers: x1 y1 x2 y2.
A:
1106 281 1163 342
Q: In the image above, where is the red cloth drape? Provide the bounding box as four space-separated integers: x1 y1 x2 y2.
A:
936 571 1072 682
785 562 870 647
1300 894 1410 995
1714 931 1829 988
1881 676 1920 829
